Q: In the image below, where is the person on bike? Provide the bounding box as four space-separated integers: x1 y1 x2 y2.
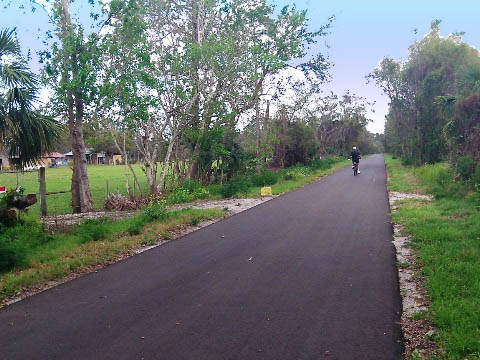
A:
350 146 361 174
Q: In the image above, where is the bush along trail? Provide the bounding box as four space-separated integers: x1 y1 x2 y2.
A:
0 157 348 307
385 155 480 359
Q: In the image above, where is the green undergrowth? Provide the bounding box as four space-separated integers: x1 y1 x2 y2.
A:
385 154 480 358
0 207 224 305
171 157 349 199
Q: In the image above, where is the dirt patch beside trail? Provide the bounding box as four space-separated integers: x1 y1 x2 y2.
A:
389 191 440 358
170 197 277 215
42 211 138 232
42 197 277 231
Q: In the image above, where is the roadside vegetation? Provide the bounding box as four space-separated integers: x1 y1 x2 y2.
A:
0 204 224 305
385 155 480 358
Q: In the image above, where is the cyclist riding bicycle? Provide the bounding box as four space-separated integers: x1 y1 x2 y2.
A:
350 146 361 174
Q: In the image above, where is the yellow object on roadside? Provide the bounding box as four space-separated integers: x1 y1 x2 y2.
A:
261 187 272 196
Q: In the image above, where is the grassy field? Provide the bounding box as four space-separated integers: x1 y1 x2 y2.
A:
0 164 156 216
0 207 225 305
385 155 480 358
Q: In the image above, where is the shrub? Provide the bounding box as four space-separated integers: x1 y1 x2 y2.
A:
167 187 193 204
283 171 296 181
179 179 202 193
457 156 476 182
326 157 338 165
143 200 168 221
206 184 223 196
473 165 480 192
221 177 251 198
401 155 415 166
192 187 210 200
251 170 278 186
309 159 331 171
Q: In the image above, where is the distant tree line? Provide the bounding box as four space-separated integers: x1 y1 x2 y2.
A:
369 21 480 183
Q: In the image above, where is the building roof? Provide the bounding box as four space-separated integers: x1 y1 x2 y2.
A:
43 152 66 158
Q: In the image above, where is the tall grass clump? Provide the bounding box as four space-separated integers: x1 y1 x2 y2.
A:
414 164 469 199
73 217 112 243
250 170 278 187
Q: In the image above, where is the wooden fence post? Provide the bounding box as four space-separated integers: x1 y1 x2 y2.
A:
39 167 47 216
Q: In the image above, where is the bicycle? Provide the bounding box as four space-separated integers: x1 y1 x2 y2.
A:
353 161 359 176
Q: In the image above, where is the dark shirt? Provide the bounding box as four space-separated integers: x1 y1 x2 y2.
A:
351 150 361 162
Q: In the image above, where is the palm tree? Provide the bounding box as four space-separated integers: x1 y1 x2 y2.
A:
0 28 62 169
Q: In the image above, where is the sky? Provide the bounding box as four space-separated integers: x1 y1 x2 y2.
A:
2 0 480 134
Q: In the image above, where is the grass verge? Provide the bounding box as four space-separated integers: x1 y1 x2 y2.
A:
0 208 224 306
385 154 480 358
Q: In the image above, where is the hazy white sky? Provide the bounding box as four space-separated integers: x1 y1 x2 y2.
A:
2 0 480 133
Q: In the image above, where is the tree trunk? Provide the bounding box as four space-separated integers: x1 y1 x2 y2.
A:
59 0 93 213
110 128 142 198
158 131 177 191
122 133 132 199
188 0 204 180
145 162 157 194
255 99 261 156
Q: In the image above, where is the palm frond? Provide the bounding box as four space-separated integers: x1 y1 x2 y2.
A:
0 28 20 58
6 111 63 169
0 62 38 88
4 87 38 112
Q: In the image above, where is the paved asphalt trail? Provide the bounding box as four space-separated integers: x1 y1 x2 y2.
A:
0 154 403 359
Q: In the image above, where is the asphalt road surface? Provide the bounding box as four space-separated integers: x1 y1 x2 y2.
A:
0 154 403 359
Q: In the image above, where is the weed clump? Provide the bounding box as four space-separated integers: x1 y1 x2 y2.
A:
251 170 278 186
143 200 168 221
167 180 210 204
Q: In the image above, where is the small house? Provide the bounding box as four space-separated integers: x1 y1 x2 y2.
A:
41 152 68 168
0 148 10 171
64 149 109 165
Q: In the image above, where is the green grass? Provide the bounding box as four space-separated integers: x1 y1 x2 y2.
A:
0 164 152 215
385 155 480 359
0 208 224 305
384 154 426 193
